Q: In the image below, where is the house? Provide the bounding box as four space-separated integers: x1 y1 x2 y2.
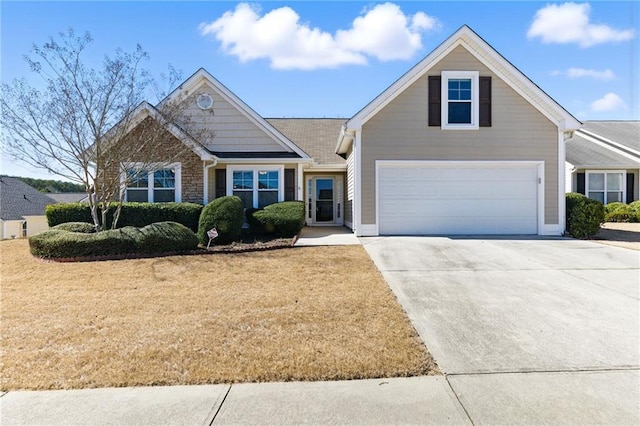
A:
337 25 581 236
113 68 348 227
0 176 55 239
114 25 581 236
565 121 640 204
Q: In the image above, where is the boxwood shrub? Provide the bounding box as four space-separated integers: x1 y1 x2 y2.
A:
565 192 605 238
197 196 244 245
604 202 636 223
46 202 203 232
29 221 198 259
51 222 97 233
251 201 305 237
630 201 640 221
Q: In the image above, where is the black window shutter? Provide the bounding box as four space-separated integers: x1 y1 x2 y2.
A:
428 76 441 126
626 173 635 203
576 173 585 195
215 169 226 199
479 76 492 127
284 169 295 201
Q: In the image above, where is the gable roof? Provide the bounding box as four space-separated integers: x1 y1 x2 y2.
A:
118 101 214 160
162 68 311 160
566 120 640 168
337 25 581 153
267 118 347 166
0 176 56 221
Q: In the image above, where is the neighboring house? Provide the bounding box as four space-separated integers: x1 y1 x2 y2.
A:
336 25 580 236
113 25 581 236
0 176 55 239
565 121 640 204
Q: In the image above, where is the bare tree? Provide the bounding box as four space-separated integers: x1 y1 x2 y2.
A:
1 29 209 230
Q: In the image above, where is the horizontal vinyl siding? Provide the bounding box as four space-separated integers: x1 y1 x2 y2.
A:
361 45 559 226
179 83 290 153
345 147 355 226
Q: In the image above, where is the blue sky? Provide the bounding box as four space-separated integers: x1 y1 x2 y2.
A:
1 1 638 179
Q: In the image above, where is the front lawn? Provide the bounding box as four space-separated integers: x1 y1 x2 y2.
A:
0 239 438 390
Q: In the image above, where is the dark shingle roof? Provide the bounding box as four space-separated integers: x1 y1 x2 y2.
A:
566 120 640 168
580 121 639 152
266 118 346 166
46 193 89 203
0 176 56 221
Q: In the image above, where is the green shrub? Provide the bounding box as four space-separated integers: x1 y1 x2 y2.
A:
197 196 244 245
565 193 604 238
252 201 305 237
46 202 203 232
604 203 636 222
29 221 198 259
51 222 97 233
629 200 640 222
604 202 626 215
46 203 93 226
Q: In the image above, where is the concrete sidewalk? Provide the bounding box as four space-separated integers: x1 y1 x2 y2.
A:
1 376 470 425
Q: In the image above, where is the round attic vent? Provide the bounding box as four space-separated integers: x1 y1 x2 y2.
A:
196 93 213 110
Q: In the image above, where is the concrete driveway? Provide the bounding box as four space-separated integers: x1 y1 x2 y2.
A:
363 236 640 424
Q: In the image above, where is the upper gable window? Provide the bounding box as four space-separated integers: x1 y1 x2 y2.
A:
441 71 479 129
429 73 491 128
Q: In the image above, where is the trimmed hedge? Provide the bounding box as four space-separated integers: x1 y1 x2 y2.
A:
197 196 244 245
566 192 604 238
46 202 203 232
250 201 305 237
630 201 640 221
51 222 97 233
30 221 198 259
604 203 636 222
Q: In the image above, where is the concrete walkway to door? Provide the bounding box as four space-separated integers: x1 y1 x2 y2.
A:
362 235 640 424
295 226 360 246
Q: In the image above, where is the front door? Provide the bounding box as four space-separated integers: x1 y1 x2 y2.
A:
307 176 343 226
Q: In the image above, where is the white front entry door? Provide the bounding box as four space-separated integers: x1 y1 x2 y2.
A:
307 176 344 226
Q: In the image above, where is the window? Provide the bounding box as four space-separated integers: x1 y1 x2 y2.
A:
232 170 254 209
126 169 149 202
123 163 181 203
258 170 278 208
441 71 479 129
586 171 624 204
228 166 283 209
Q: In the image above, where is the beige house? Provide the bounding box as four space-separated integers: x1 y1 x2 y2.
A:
115 69 347 227
337 25 581 236
117 25 581 236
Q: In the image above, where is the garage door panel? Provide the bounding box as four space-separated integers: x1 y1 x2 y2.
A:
378 163 539 235
380 181 536 200
383 216 537 235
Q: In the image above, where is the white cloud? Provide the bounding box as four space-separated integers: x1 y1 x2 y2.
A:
552 67 616 80
590 93 627 112
527 2 634 48
199 2 439 70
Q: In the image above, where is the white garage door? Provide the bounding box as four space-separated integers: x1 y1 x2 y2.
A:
378 162 539 235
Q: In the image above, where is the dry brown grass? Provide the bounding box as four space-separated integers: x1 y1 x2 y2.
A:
0 239 438 391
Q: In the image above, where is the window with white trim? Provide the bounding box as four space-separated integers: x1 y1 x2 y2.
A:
123 163 181 203
586 171 625 204
228 166 283 209
441 71 479 129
